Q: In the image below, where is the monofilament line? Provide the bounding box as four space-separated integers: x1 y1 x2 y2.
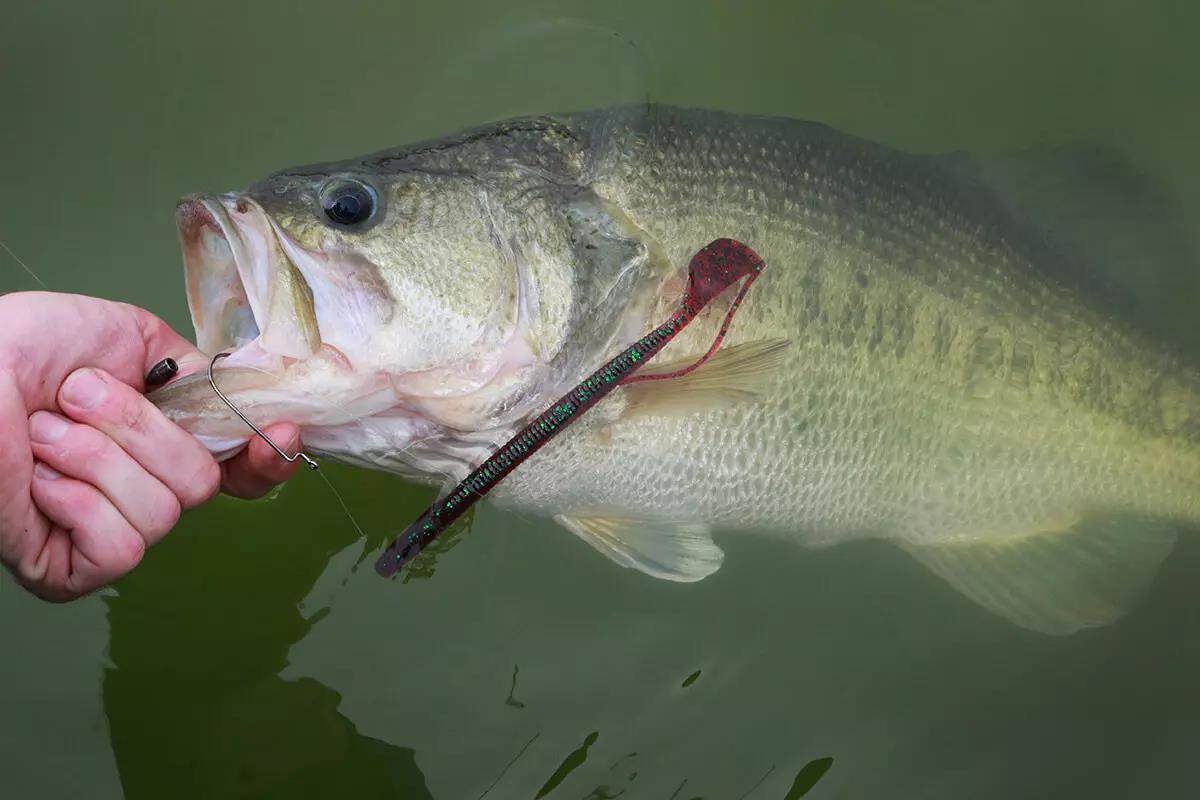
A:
0 236 49 289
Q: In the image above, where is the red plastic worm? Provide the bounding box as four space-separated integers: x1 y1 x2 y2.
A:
375 238 766 578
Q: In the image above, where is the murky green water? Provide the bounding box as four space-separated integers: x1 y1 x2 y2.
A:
3 2 1200 797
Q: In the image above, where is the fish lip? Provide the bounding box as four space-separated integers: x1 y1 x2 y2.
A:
177 193 320 366
176 194 266 356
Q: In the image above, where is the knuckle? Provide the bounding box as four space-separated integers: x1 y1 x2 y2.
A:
121 532 147 570
13 554 47 586
61 574 92 598
34 421 100 469
150 493 182 537
117 398 151 437
27 579 77 603
63 483 97 518
100 531 146 580
32 575 81 603
67 429 109 464
179 459 221 507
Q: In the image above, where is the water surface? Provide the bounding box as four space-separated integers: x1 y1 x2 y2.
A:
3 2 1200 797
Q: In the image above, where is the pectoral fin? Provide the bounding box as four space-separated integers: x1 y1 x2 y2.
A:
556 514 723 582
902 515 1177 635
619 338 790 420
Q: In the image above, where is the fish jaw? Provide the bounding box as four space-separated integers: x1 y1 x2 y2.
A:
169 194 398 455
150 345 410 454
176 195 320 360
176 196 256 356
164 194 549 469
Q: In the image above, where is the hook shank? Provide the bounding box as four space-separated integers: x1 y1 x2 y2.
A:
208 353 318 470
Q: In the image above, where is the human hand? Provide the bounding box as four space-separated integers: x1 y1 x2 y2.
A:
0 291 301 601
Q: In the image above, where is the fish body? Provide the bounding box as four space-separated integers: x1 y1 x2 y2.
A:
155 106 1200 633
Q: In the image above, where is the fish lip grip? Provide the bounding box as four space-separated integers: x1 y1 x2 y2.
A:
375 237 766 578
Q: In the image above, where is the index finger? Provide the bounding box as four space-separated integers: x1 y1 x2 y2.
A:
0 294 204 409
57 368 221 508
117 302 211 391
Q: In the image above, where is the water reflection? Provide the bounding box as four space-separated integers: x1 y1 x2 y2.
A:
506 665 527 709
101 468 435 798
785 757 834 799
6 1 1200 798
104 670 432 798
535 730 600 798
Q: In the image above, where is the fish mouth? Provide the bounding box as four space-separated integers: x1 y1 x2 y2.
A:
166 196 389 457
176 196 257 355
176 195 320 362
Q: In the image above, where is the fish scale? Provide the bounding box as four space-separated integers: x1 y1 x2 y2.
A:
157 106 1199 633
498 109 1199 545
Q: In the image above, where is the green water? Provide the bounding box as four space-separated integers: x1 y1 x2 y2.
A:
3 1 1200 797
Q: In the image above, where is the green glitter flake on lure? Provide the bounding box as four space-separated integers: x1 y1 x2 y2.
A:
375 238 768 578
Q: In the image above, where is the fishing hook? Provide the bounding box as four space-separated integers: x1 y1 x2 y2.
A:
208 352 319 470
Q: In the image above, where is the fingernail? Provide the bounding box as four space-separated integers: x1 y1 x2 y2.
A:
29 412 70 444
61 369 108 410
33 462 62 480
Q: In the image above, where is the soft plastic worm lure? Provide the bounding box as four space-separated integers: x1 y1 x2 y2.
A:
375 237 766 578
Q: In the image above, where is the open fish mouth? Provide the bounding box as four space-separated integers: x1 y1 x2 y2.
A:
162 196 396 456
176 196 260 355
175 195 320 363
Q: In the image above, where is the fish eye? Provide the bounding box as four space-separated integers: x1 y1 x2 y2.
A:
320 179 376 226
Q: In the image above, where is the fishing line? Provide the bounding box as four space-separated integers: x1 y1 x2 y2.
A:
736 764 776 799
0 235 49 289
478 731 541 800
313 468 367 542
375 237 767 578
196 353 372 546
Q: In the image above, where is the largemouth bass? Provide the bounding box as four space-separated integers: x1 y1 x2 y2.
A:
153 106 1200 634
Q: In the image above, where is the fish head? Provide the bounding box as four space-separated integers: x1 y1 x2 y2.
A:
157 116 664 474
